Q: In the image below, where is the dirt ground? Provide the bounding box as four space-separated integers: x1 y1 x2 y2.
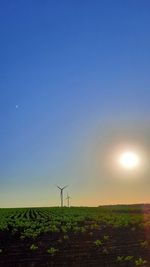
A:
0 224 150 267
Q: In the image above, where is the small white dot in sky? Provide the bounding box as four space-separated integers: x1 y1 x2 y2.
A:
15 105 19 109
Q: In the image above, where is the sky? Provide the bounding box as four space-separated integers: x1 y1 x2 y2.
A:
0 0 150 207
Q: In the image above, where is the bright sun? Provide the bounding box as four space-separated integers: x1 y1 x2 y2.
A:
119 151 140 169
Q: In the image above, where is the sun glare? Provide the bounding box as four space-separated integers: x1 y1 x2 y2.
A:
119 151 140 169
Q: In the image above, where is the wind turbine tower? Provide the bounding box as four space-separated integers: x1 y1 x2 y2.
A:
56 185 68 207
66 193 71 207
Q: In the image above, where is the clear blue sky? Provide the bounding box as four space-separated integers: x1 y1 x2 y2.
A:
0 1 150 207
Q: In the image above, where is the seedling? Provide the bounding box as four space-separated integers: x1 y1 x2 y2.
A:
125 256 134 261
140 240 149 249
116 256 124 263
30 244 38 251
47 247 58 256
63 235 69 240
117 255 134 263
135 257 147 266
103 235 109 241
94 239 102 246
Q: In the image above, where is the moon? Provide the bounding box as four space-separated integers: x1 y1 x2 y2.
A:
119 151 140 169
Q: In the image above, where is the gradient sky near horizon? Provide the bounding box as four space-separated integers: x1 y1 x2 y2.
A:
0 1 150 207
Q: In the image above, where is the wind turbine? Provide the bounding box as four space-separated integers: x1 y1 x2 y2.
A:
56 185 68 207
66 193 71 207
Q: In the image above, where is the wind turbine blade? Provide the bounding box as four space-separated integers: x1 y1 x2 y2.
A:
62 185 68 190
56 185 62 190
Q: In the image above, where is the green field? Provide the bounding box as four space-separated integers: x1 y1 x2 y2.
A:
0 205 150 266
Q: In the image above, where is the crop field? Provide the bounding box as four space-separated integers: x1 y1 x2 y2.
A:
0 205 150 267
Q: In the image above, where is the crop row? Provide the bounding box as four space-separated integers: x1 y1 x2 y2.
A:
0 206 149 236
